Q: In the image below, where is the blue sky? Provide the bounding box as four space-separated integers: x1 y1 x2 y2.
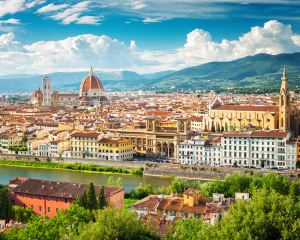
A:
0 0 300 74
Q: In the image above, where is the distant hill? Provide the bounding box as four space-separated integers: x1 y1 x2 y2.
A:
1 53 300 93
0 70 174 93
139 53 300 93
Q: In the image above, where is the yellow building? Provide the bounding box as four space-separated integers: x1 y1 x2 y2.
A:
205 67 295 133
70 132 100 159
99 138 134 161
0 132 23 153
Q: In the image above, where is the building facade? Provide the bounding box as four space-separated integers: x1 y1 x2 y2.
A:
9 177 124 218
178 131 297 170
99 138 134 161
205 67 300 134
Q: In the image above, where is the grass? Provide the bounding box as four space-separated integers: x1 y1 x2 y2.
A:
0 159 144 176
124 198 138 209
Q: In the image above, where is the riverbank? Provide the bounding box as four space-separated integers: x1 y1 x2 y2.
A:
0 159 144 176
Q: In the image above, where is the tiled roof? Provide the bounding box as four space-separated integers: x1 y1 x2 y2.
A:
9 177 123 199
223 131 288 138
213 105 279 112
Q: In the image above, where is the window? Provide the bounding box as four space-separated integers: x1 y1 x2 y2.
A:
39 206 42 212
48 207 51 213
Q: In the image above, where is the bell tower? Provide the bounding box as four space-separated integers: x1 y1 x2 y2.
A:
279 66 291 131
43 75 51 106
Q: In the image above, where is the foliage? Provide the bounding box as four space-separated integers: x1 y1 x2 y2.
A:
107 176 123 187
126 183 154 199
76 208 160 240
12 206 36 223
169 188 300 240
0 159 143 175
3 204 93 240
0 185 13 221
171 178 189 194
8 146 28 152
98 186 107 209
124 198 138 209
86 183 98 211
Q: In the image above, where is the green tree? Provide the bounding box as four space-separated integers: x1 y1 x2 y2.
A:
98 186 107 209
171 178 188 194
168 218 208 240
0 185 13 221
77 208 160 240
3 204 92 240
12 206 36 223
87 183 97 211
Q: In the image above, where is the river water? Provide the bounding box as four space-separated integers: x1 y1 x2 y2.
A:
0 165 173 192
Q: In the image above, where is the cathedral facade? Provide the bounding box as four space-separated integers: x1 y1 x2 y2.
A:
205 67 300 135
31 67 109 108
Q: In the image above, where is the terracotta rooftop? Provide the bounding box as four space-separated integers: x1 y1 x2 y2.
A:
9 177 123 200
223 131 289 138
212 105 279 112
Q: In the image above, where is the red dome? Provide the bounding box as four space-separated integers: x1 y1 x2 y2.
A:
80 68 104 91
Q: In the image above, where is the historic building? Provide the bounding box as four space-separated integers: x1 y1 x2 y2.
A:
205 67 300 134
31 67 108 108
79 67 109 106
9 177 124 218
113 118 192 159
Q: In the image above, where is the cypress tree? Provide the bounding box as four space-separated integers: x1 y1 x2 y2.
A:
0 186 13 220
98 186 107 209
87 183 97 210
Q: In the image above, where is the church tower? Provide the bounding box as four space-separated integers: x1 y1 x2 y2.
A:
279 66 291 131
43 75 51 106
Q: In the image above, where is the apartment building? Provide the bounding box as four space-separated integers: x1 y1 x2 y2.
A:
70 132 100 159
178 131 297 170
222 131 296 170
99 138 134 161
178 136 221 166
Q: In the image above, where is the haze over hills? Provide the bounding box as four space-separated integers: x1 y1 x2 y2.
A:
0 70 174 93
139 52 300 92
0 53 300 93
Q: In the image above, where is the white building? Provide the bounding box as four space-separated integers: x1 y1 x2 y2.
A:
222 131 297 170
177 136 221 166
178 131 297 170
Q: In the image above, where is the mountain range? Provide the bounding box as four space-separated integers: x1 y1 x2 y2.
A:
0 53 300 93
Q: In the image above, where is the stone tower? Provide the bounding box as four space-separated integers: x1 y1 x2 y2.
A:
279 66 291 131
43 75 52 106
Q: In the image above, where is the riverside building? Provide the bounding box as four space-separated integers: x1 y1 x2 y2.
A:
178 131 297 170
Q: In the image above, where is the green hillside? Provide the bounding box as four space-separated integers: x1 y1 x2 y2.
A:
139 53 300 93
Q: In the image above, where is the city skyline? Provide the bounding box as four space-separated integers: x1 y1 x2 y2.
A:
0 0 300 74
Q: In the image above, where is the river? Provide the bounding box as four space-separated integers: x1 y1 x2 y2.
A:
0 165 173 192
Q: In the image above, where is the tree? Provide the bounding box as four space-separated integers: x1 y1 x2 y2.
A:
168 218 208 240
86 183 97 211
0 185 13 221
76 208 160 240
171 178 188 194
12 206 36 223
4 204 93 240
98 186 107 209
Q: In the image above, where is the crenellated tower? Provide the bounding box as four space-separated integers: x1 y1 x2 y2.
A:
43 75 52 106
279 66 291 131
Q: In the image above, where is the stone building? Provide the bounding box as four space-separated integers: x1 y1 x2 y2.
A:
205 67 300 134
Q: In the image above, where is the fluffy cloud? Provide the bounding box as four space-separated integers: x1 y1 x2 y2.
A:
0 20 299 75
37 1 102 25
36 3 68 14
176 20 300 67
0 0 44 17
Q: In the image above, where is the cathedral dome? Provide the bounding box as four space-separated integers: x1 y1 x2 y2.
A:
79 67 108 106
80 67 104 92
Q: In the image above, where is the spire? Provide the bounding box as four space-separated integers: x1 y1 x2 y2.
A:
282 66 287 81
90 66 94 76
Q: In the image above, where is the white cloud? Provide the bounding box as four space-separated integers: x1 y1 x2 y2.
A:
0 18 21 25
45 1 101 25
142 17 165 23
0 20 299 75
0 0 45 18
36 3 69 14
